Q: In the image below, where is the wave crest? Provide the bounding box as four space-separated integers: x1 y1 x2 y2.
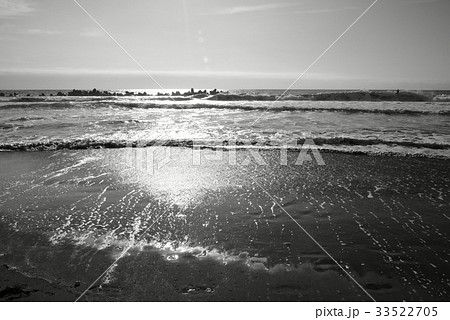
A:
1 137 448 158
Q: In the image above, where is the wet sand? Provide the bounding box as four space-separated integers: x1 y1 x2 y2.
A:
0 149 449 301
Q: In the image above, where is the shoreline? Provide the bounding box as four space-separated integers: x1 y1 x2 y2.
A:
1 142 448 161
1 88 445 102
0 149 448 301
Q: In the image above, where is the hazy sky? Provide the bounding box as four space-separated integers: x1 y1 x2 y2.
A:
0 0 449 89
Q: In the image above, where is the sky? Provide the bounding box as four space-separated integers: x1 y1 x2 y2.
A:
0 0 449 90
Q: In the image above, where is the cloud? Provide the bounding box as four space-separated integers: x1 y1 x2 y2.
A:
0 23 60 37
22 28 61 35
0 67 352 81
0 0 34 18
407 0 443 3
0 21 12 31
79 29 105 37
210 3 300 15
295 6 360 15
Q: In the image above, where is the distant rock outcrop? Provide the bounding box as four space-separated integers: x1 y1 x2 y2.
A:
207 90 430 102
68 89 116 96
62 88 227 97
310 91 430 102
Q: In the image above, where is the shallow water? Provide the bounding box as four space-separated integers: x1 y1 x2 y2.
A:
0 95 449 158
0 91 449 301
0 149 448 301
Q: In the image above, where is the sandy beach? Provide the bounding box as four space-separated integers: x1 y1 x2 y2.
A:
0 148 448 301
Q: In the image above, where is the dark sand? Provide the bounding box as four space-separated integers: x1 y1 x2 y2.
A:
0 148 448 301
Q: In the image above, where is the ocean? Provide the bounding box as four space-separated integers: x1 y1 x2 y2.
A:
1 89 449 157
0 89 449 301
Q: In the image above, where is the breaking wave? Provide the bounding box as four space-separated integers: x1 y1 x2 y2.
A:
1 137 449 158
1 101 449 115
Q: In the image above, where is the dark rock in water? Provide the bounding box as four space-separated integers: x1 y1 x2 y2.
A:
39 93 45 96
74 281 81 288
56 91 65 96
0 92 4 97
68 88 115 97
192 93 208 98
311 90 430 102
